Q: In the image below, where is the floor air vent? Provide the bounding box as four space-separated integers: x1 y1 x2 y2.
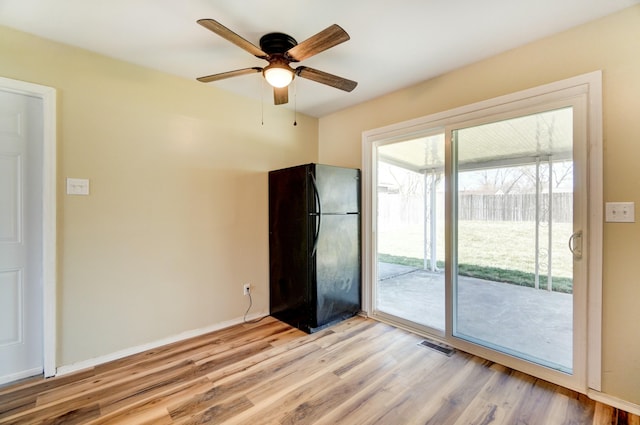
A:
418 339 455 356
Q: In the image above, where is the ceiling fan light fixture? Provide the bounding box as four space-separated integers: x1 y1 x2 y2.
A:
263 63 294 88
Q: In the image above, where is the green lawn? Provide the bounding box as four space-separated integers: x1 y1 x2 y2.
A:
378 220 574 293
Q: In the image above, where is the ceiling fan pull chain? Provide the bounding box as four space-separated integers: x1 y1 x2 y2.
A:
293 79 297 126
261 77 265 125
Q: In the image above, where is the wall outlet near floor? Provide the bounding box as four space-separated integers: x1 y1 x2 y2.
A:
243 283 251 296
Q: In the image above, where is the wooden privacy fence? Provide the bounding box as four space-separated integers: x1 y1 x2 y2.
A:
458 193 572 223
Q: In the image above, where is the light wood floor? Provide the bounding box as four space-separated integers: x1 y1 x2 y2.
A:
0 316 637 424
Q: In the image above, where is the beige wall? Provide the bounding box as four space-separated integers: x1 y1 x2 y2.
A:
319 6 640 405
0 25 318 365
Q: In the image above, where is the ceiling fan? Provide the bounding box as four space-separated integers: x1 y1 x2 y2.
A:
196 19 358 105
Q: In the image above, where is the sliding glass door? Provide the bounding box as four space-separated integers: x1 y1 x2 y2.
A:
375 133 445 332
451 107 578 373
364 75 599 392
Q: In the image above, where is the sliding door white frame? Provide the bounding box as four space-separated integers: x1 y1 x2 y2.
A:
362 71 602 393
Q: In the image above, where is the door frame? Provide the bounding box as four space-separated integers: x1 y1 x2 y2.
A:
0 76 57 379
361 71 602 393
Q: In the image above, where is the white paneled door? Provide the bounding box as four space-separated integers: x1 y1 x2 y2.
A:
0 89 44 384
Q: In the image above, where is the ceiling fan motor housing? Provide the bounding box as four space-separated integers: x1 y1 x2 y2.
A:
259 33 298 55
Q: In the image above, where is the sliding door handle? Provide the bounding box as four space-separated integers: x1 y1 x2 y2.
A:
569 230 583 260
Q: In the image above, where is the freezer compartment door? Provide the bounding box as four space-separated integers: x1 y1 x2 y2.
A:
313 164 360 214
313 214 361 328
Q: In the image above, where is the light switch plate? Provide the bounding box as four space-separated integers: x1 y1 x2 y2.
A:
605 202 635 223
66 178 90 195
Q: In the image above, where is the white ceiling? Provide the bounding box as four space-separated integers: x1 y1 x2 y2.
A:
1 0 638 117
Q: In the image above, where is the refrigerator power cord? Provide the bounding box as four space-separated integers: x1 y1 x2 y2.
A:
243 289 268 324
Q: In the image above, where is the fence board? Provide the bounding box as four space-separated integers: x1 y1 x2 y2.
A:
458 193 572 223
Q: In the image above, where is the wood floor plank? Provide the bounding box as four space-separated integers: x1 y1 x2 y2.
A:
274 330 412 424
1 316 633 425
33 323 284 409
92 317 287 377
593 402 616 425
97 360 201 415
172 395 253 425
367 350 475 424
0 400 102 425
505 377 558 425
86 378 213 425
1 360 196 425
619 410 640 425
220 349 353 415
545 390 595 425
37 358 194 407
168 342 325 421
203 339 324 388
217 372 343 425
452 364 536 425
312 344 433 425
216 321 399 425
410 356 495 425
279 361 398 425
0 369 96 420
198 325 340 386
0 394 36 421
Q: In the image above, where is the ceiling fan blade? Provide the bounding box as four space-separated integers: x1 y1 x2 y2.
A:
197 19 268 59
296 66 357 92
285 24 350 62
197 67 262 83
274 86 289 105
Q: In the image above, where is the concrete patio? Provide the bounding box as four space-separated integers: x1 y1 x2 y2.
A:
377 262 573 371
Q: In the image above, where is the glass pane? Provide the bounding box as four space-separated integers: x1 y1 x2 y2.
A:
376 134 445 331
453 107 574 372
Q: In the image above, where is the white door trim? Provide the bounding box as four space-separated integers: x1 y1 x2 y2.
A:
0 76 57 378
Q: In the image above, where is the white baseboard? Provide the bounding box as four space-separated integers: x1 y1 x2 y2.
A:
55 311 269 377
588 389 640 416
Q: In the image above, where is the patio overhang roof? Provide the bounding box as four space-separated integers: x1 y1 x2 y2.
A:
378 107 573 173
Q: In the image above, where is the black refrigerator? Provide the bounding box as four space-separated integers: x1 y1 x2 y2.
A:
269 163 361 333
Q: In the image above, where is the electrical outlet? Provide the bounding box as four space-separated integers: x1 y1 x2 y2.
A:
243 283 251 296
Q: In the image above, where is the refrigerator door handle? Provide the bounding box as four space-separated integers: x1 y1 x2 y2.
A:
310 172 322 257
